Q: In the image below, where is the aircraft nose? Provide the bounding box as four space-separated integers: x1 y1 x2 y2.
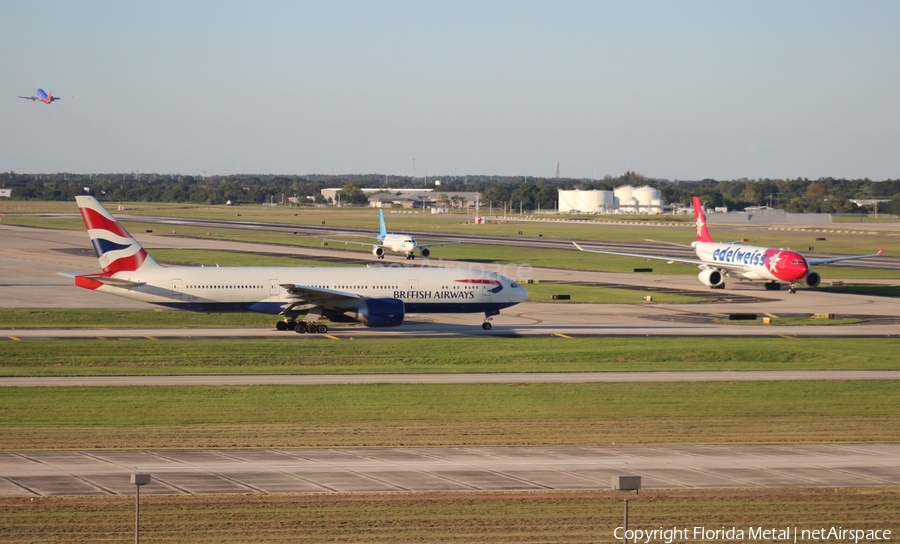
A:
785 254 809 281
515 285 529 302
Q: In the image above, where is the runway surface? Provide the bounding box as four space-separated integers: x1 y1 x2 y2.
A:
3 444 898 497
4 370 900 387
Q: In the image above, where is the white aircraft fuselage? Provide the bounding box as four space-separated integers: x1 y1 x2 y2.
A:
378 233 418 257
77 265 525 316
691 241 809 283
72 196 526 330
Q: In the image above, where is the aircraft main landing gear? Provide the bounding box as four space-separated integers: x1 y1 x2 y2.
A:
294 322 328 334
276 319 328 333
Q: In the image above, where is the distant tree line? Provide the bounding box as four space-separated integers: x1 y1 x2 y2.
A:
1 171 899 214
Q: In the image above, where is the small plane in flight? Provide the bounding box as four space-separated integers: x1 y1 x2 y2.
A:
67 196 526 332
574 196 882 294
325 209 460 260
18 88 65 104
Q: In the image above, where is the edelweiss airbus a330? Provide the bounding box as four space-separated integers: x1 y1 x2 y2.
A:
574 196 882 294
67 196 527 332
325 209 460 260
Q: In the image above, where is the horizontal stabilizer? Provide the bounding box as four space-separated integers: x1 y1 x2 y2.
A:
77 274 146 288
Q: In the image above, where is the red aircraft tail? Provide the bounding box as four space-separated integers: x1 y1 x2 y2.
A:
692 196 714 243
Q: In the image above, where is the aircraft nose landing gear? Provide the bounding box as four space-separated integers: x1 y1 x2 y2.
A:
482 309 500 330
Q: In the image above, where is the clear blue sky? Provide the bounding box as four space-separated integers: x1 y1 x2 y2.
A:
3 1 899 180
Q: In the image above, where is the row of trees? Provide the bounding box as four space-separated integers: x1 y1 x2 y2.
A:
2 171 899 215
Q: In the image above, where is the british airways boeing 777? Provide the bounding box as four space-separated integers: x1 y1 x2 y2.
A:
68 196 527 331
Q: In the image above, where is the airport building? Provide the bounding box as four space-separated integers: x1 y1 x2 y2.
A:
558 186 665 214
367 191 481 209
319 187 430 204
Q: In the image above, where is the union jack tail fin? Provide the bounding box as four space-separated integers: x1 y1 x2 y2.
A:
692 196 714 243
75 196 161 273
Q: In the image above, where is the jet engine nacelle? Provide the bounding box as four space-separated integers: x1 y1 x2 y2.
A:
372 246 385 257
350 297 405 327
800 270 821 288
698 268 724 288
420 247 430 258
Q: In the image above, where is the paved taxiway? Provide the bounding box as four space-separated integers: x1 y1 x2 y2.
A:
3 444 898 497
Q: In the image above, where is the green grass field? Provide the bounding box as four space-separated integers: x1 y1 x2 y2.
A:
2 488 897 543
0 309 276 329
522 281 704 303
2 337 899 376
2 380 899 449
820 284 900 297
714 317 864 326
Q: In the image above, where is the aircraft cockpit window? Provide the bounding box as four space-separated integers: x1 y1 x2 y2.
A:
510 282 519 288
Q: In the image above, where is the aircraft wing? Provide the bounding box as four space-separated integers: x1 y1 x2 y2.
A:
572 242 750 273
573 242 708 266
323 238 383 250
642 238 693 249
807 248 883 266
418 241 462 249
280 283 362 305
18 95 38 101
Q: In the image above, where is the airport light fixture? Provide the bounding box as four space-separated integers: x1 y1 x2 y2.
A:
131 473 151 544
613 475 641 544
